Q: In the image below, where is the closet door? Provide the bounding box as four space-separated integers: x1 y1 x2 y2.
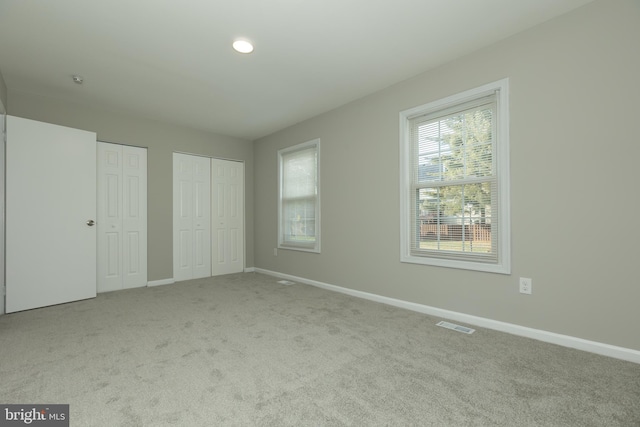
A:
0 115 5 315
6 116 97 313
212 159 244 275
173 153 211 281
97 142 147 292
122 146 148 288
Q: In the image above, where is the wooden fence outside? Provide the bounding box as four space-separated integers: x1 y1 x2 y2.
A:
420 223 491 242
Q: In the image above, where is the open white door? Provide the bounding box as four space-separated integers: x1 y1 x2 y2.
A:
6 116 97 313
0 114 5 315
212 159 244 275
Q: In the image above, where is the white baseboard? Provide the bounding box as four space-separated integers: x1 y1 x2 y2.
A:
244 267 256 273
147 278 175 287
254 268 640 364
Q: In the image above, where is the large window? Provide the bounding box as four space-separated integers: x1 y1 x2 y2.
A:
278 139 320 253
400 79 510 273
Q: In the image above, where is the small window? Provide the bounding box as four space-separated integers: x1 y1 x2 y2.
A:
400 79 510 274
278 139 321 253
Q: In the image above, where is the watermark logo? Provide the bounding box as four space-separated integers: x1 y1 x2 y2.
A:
0 405 68 426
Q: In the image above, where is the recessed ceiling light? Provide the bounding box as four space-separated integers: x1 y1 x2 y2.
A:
232 40 254 54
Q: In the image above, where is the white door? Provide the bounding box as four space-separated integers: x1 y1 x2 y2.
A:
0 115 5 315
6 116 97 313
212 159 244 275
174 153 193 281
97 142 147 292
173 153 211 281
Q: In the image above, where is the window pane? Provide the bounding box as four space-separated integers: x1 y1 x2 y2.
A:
283 198 316 244
417 183 493 254
443 108 493 180
417 120 448 183
283 148 317 198
416 106 493 183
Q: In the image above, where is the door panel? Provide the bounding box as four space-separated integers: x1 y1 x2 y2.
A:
174 154 193 281
230 228 239 262
98 143 122 292
0 114 5 315
193 156 211 278
127 232 140 274
6 116 97 313
173 153 211 281
179 230 191 268
97 142 147 292
106 233 120 276
212 159 244 276
195 229 206 266
122 145 147 289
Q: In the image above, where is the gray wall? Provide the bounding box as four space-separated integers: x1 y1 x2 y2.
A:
8 91 254 282
253 0 640 351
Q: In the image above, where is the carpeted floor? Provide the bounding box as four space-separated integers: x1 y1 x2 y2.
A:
1 272 638 426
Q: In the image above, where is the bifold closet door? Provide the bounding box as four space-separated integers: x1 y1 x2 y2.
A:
212 159 244 275
173 153 211 281
6 116 97 313
97 142 148 292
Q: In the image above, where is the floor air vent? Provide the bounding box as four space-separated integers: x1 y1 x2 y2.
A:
277 280 296 285
436 321 475 334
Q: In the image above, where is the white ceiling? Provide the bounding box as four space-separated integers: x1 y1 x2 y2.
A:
0 0 593 140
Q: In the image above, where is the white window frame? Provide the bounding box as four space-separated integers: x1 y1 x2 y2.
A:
399 79 510 274
278 138 321 253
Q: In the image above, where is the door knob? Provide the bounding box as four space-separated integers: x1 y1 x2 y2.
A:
87 220 95 226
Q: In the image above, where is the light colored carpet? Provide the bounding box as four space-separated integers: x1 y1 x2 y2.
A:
0 272 638 426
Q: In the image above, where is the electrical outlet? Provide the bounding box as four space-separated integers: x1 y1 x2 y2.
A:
273 248 278 256
519 277 532 294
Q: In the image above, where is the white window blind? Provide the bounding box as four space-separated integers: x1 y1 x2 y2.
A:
278 139 320 252
400 79 510 274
